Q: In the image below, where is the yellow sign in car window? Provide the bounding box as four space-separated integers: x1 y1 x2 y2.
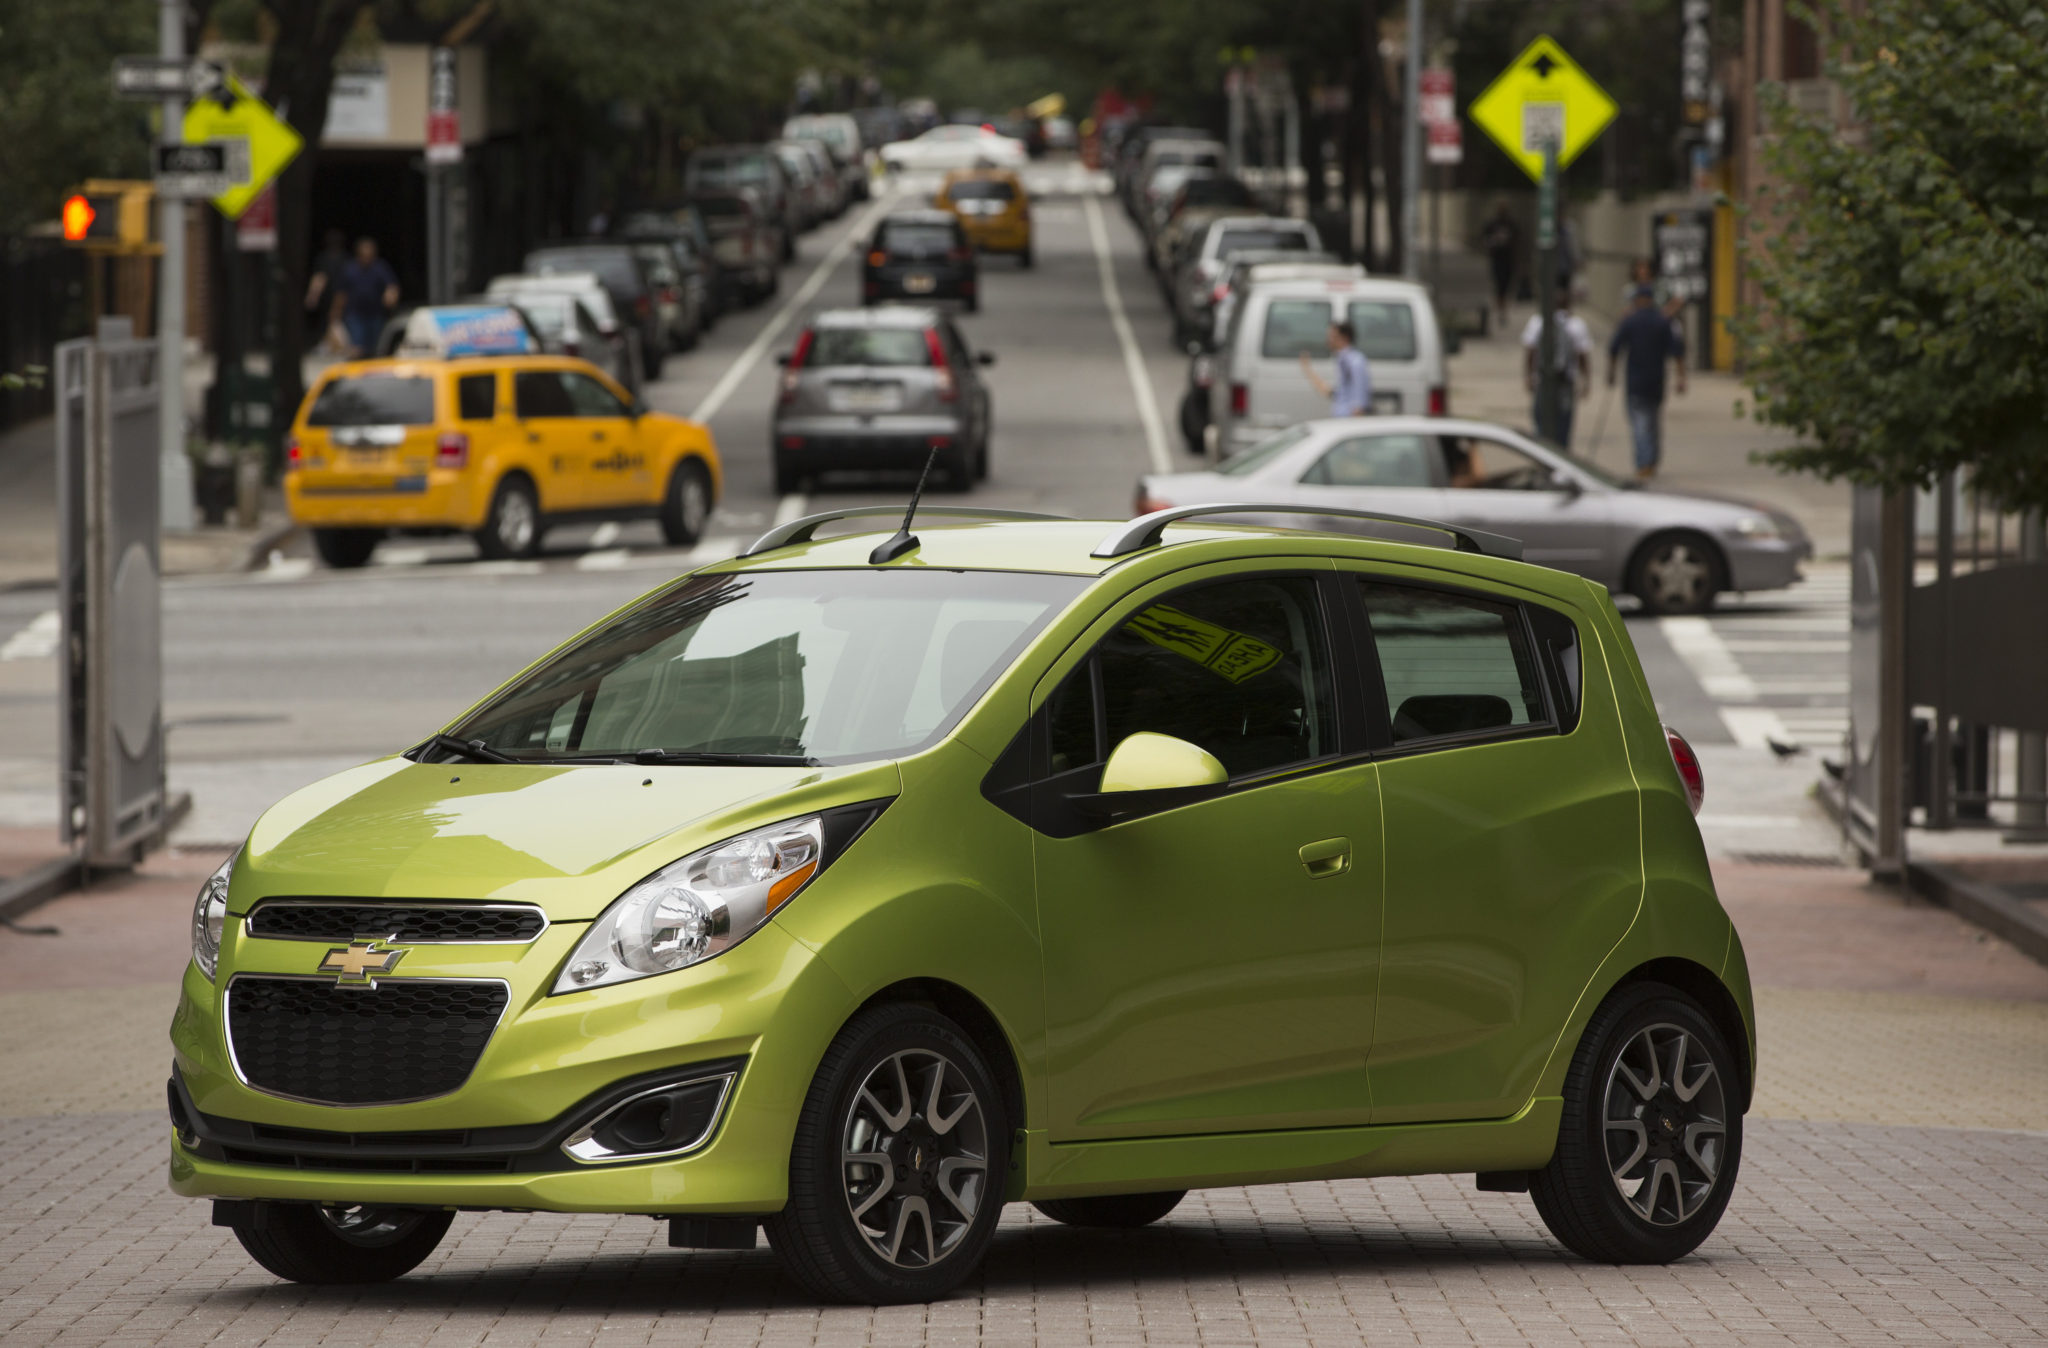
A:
1125 604 1282 684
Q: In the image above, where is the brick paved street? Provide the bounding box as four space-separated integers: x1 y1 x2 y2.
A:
3 849 2046 1346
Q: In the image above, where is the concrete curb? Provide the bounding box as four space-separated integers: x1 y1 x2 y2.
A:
0 791 190 926
1907 859 2048 969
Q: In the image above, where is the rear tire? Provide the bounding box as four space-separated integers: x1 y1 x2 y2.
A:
1628 532 1724 615
310 528 379 569
1032 1191 1185 1229
1529 982 1742 1264
230 1203 453 1284
475 475 541 560
765 1004 1009 1304
659 458 713 547
1178 388 1208 455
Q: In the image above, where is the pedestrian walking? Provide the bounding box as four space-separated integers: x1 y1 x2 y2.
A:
304 229 351 353
1299 321 1372 416
1607 283 1688 479
1480 203 1520 319
1521 283 1592 449
336 236 400 358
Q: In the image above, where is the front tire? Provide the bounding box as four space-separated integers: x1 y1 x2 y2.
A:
765 1004 1009 1304
230 1203 453 1284
1177 387 1208 455
1032 1191 1185 1229
475 475 541 560
659 458 713 547
1628 532 1724 615
311 527 379 569
1530 981 1742 1264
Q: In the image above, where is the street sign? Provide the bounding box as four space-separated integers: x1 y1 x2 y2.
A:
1421 68 1462 166
153 143 231 199
1468 35 1617 183
181 75 302 219
426 47 462 165
236 184 278 252
1681 0 1713 125
1427 120 1463 166
113 55 224 100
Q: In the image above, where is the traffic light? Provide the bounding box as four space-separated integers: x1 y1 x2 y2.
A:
59 181 152 250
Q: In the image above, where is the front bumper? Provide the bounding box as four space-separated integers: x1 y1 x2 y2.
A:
168 920 855 1214
1722 534 1812 594
773 423 965 473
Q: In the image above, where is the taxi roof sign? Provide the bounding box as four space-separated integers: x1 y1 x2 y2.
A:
1468 35 1617 183
397 306 539 358
181 75 302 219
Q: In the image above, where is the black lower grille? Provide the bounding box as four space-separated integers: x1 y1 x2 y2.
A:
226 977 506 1105
247 902 544 943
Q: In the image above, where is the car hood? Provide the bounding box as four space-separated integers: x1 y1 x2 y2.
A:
1635 484 1809 538
238 756 900 920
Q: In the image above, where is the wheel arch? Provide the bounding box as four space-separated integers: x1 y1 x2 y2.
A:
1609 956 1754 1112
850 977 1027 1138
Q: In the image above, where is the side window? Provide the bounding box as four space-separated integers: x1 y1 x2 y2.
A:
1358 581 1547 746
513 371 574 419
1260 299 1334 358
1057 576 1336 779
562 372 629 418
456 373 497 421
1528 604 1583 735
1301 434 1436 488
1343 301 1419 361
1444 436 1556 491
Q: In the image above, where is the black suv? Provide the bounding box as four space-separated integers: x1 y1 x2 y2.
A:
862 211 978 313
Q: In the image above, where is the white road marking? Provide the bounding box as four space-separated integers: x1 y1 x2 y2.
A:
1082 194 1171 475
0 610 59 661
772 494 809 526
373 545 432 567
589 521 622 548
256 557 315 583
575 549 630 571
688 196 897 426
1659 616 1758 701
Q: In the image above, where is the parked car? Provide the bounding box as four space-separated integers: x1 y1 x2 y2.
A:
862 209 978 311
523 242 666 381
620 209 725 326
933 167 1032 266
784 112 870 202
1169 216 1324 343
1209 273 1446 456
175 501 1751 1304
772 139 834 230
881 123 1027 173
1149 177 1266 278
770 305 994 492
282 354 721 566
486 272 644 396
1210 257 1361 350
685 146 798 260
1135 415 1813 612
1129 137 1225 222
690 190 782 305
626 237 706 353
1114 124 1210 215
492 290 639 394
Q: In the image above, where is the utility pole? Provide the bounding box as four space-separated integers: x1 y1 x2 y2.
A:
1400 0 1422 278
1535 142 1559 444
157 0 194 529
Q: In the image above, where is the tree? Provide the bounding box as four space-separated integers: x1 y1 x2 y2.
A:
1736 0 2048 512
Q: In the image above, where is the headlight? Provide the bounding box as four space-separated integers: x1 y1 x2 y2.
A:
1732 514 1781 540
191 855 232 981
554 806 880 995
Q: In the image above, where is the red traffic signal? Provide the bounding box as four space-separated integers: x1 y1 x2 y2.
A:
61 194 98 241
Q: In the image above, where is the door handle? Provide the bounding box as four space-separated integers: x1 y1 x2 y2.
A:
591 431 607 442
1298 837 1351 878
526 432 542 443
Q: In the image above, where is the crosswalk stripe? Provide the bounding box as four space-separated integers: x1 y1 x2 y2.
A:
0 610 59 661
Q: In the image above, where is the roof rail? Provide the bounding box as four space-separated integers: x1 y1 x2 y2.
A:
740 506 1072 558
1090 503 1523 561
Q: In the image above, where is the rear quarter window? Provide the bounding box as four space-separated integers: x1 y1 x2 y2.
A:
1358 581 1547 745
307 374 436 427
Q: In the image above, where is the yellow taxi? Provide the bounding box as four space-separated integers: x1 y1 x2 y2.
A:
934 167 1033 266
286 353 721 568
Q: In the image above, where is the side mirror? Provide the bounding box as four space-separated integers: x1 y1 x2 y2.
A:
1065 733 1228 824
976 351 996 367
1549 469 1583 497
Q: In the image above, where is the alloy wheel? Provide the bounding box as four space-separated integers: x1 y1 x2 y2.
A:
840 1048 989 1268
495 488 537 555
679 474 709 537
1603 1022 1728 1226
1642 542 1712 611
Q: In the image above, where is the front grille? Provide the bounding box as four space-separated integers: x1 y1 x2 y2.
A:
247 902 544 944
226 977 507 1105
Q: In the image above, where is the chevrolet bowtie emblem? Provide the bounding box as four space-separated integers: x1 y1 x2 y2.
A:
319 939 406 986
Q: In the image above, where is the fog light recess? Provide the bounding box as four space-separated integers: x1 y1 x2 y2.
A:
561 1073 736 1164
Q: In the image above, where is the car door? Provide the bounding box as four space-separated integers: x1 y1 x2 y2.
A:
1334 569 1643 1124
1027 568 1385 1141
1432 433 1615 578
1278 430 1453 542
561 368 650 508
511 368 585 512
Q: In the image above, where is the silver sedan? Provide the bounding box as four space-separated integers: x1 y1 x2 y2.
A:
1135 416 1813 614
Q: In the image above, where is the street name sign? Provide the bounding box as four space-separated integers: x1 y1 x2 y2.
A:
113 56 225 100
153 143 232 199
181 76 303 219
1468 35 1617 183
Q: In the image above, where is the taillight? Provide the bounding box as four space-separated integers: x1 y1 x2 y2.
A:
781 329 814 405
634 295 651 318
436 431 469 469
285 435 303 471
1665 726 1705 815
1428 385 1447 416
1229 383 1247 416
1211 281 1229 303
867 250 887 266
662 286 680 303
948 247 972 263
563 339 580 357
925 328 957 402
1133 487 1169 516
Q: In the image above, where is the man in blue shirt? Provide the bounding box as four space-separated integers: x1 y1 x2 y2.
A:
1300 321 1372 416
1606 285 1688 479
336 236 400 357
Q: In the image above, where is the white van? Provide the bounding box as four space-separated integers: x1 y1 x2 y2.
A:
1207 273 1446 457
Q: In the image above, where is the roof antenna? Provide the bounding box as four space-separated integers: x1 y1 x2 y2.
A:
869 443 942 564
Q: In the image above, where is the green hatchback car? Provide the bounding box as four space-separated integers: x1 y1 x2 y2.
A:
170 503 1751 1304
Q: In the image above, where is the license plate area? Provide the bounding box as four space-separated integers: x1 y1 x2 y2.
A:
1372 391 1401 414
902 273 936 294
830 382 903 414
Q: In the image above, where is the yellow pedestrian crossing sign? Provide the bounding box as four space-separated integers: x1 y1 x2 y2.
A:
1468 35 1617 183
181 75 302 219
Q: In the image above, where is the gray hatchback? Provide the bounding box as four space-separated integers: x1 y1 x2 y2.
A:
771 307 995 494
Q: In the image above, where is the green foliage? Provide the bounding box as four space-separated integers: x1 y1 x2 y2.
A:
0 0 158 234
1735 0 2048 512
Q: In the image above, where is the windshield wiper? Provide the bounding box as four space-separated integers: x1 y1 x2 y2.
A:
414 733 524 765
624 748 823 767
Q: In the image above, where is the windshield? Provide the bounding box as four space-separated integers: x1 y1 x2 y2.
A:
693 154 772 186
1217 424 1314 476
446 570 1085 764
948 179 1016 202
1217 228 1313 255
308 374 435 427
